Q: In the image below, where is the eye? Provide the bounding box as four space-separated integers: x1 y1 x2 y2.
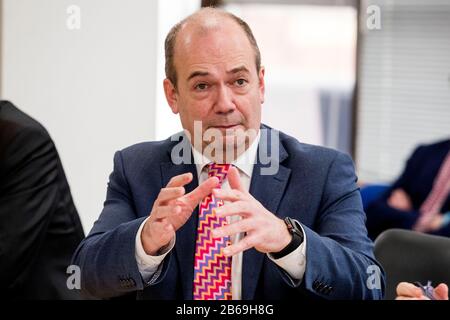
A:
194 83 209 91
235 78 247 87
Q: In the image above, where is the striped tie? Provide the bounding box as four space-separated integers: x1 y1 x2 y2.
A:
193 163 232 300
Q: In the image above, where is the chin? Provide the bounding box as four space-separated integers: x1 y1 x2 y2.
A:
223 136 248 154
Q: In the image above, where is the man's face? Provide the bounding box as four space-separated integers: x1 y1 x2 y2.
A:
164 19 265 158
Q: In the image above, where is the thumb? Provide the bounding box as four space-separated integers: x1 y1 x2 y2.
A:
227 166 244 192
434 283 449 300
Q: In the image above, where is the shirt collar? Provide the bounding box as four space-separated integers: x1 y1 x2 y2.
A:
191 131 260 178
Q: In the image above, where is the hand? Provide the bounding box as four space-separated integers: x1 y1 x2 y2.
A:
428 214 445 231
388 189 413 211
413 212 443 233
396 282 449 300
141 172 219 255
211 167 292 257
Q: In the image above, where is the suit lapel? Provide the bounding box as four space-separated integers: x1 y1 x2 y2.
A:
242 128 291 300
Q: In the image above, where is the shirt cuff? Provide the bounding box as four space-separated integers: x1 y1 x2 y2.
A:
267 224 307 281
135 217 176 281
442 211 450 227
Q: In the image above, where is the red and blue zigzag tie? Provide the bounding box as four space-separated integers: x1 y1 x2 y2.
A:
193 163 232 300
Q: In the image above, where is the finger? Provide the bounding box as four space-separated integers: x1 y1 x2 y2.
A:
227 166 245 192
223 235 256 257
212 188 243 202
156 187 185 205
166 172 193 188
183 176 219 206
214 201 251 219
434 283 449 300
153 205 181 219
396 282 423 298
212 218 252 238
395 296 423 300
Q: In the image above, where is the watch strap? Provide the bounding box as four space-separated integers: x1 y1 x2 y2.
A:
270 218 304 259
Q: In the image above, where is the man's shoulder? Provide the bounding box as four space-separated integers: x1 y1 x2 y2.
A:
0 100 50 138
276 127 345 165
118 134 182 164
411 138 450 159
0 101 53 161
422 139 450 152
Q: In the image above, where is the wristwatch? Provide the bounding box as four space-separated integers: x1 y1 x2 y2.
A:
270 217 304 259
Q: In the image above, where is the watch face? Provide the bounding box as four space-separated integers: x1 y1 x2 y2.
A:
287 218 303 238
284 217 294 230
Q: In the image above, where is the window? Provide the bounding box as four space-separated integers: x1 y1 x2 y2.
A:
356 0 450 182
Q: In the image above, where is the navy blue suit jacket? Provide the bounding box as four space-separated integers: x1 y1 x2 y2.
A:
366 139 450 239
72 126 384 300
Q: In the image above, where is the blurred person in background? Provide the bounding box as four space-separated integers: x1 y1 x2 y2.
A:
0 100 85 299
365 139 450 240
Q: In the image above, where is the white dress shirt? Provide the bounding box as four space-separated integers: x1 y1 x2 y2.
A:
135 133 307 299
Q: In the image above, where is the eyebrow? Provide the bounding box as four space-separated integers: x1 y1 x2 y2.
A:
227 66 250 74
187 71 210 82
187 66 251 82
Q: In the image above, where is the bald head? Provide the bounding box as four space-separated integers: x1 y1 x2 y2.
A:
164 8 261 88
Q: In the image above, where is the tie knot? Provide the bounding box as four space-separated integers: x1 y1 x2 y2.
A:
208 163 231 184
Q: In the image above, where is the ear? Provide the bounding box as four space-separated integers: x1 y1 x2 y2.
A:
258 66 265 104
163 78 179 114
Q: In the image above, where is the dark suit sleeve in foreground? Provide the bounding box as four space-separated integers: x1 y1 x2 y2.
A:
0 128 59 289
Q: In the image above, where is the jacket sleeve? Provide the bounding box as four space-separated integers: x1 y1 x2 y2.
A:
390 145 424 198
364 146 426 236
71 150 146 299
293 152 385 299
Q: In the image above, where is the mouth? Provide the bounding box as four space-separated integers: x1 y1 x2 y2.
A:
210 124 240 130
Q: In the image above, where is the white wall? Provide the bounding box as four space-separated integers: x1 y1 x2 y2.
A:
155 0 200 140
1 0 158 232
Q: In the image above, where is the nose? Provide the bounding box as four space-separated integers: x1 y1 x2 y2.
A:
213 84 236 114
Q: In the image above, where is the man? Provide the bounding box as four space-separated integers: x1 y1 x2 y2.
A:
72 8 384 300
366 139 450 240
0 100 85 299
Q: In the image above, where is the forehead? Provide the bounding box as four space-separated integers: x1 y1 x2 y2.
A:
174 19 255 76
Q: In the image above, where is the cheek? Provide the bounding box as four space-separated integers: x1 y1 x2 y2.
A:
237 95 261 123
178 98 212 122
